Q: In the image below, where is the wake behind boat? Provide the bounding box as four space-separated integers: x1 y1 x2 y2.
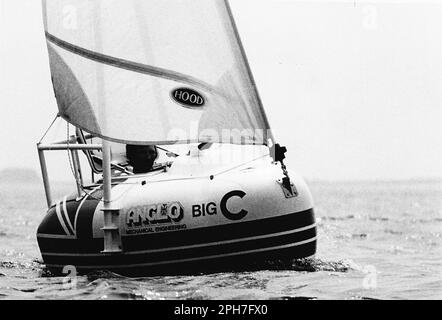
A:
37 0 316 276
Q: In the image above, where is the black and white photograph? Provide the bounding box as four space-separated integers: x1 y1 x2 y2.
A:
0 0 440 305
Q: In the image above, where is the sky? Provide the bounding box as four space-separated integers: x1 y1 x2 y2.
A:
0 0 441 182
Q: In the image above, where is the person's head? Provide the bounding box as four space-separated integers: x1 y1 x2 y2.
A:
126 144 158 174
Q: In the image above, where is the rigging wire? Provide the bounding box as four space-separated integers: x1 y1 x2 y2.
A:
66 123 104 202
38 113 60 144
65 123 144 203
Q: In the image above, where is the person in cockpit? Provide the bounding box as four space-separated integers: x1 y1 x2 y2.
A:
126 144 158 174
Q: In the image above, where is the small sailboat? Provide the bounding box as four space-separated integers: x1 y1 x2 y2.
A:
37 0 316 276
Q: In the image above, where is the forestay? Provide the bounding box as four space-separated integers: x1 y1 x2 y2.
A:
42 0 272 145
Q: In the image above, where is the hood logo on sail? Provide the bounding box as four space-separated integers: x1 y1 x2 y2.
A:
171 88 206 109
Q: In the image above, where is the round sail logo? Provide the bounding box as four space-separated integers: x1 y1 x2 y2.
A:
171 88 206 109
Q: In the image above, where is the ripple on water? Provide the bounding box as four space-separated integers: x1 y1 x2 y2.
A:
276 296 317 300
1 180 440 299
321 215 356 221
336 233 369 239
368 216 389 222
384 229 403 235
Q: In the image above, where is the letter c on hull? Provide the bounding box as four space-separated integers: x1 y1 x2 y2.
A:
220 190 248 221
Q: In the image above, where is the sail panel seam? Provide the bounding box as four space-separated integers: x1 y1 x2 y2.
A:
45 31 217 95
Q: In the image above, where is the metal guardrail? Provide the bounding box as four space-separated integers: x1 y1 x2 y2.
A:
37 142 103 208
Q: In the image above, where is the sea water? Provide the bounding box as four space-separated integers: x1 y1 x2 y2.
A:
0 179 440 300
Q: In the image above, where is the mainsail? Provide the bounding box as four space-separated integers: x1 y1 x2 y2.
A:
42 0 272 145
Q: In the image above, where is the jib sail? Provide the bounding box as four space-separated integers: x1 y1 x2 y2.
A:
43 0 272 145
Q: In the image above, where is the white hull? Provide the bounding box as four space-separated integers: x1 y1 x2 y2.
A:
37 145 316 275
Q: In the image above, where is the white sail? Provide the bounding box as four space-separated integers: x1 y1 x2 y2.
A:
42 0 272 145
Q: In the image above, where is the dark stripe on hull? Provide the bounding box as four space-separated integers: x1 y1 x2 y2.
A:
45 240 316 277
125 208 315 251
38 238 103 254
37 186 108 241
38 208 316 276
75 199 99 239
37 206 66 236
64 199 80 233
42 226 316 266
38 208 315 254
60 203 75 236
